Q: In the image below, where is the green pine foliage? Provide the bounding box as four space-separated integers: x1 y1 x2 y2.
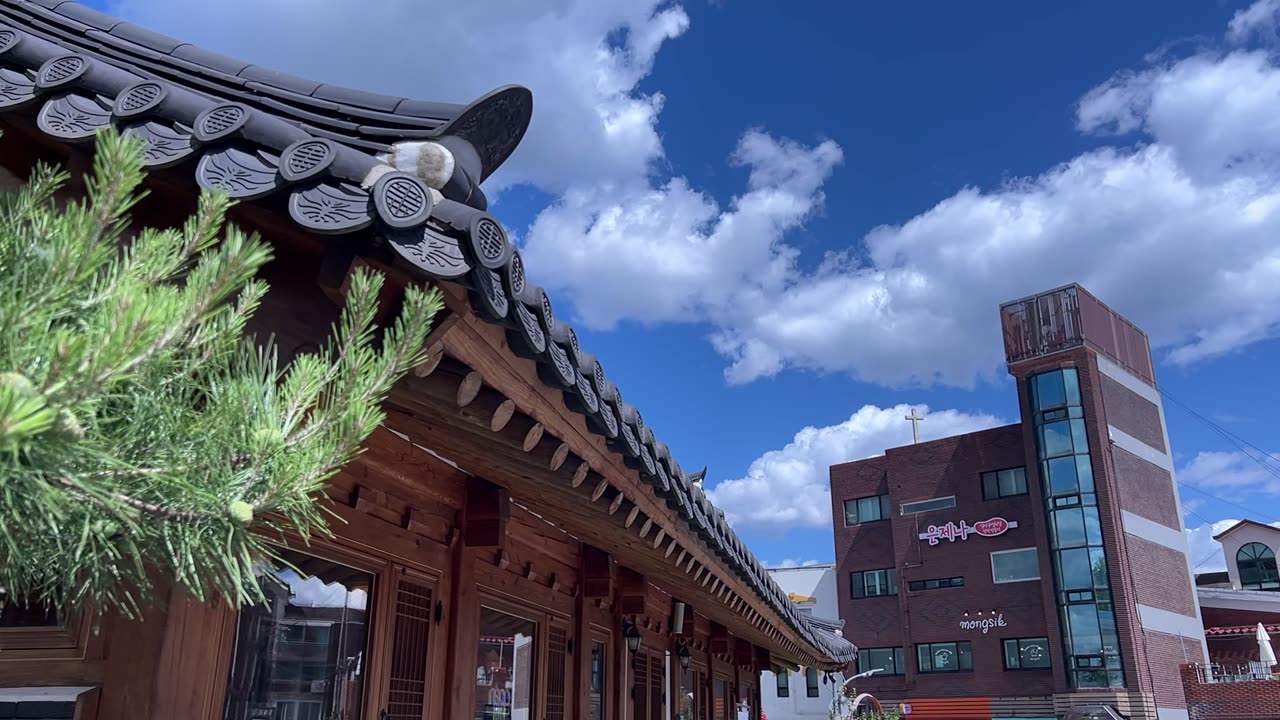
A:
0 129 442 618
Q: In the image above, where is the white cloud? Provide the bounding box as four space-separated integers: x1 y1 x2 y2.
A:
1228 0 1280 44
769 559 823 569
109 0 1280 388
1185 517 1280 574
527 0 1280 386
108 0 689 193
1179 450 1280 499
707 404 1005 537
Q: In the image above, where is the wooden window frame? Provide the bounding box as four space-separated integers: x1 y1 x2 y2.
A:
0 604 91 656
475 589 549 720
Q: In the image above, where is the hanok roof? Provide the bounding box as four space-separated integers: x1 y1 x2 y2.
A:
0 0 854 666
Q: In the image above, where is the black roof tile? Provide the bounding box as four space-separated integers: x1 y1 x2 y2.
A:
0 0 853 667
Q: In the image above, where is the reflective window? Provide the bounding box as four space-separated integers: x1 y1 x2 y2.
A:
774 670 788 698
804 668 819 697
589 640 606 720
844 494 891 525
850 569 898 599
992 548 1040 583
900 496 956 515
1003 638 1051 670
982 467 1028 500
916 641 972 673
857 647 905 676
1238 542 1280 591
476 607 537 720
223 549 372 720
908 576 964 592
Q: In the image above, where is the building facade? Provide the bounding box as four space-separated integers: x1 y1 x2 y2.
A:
0 2 853 718
830 285 1205 720
759 565 846 720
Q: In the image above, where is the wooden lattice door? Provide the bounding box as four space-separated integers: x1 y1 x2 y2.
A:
544 625 568 720
382 573 434 720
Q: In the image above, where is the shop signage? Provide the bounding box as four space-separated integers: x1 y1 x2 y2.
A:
959 612 1008 634
917 517 1018 545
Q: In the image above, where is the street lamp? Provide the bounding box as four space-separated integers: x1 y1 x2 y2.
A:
624 619 642 656
677 644 691 670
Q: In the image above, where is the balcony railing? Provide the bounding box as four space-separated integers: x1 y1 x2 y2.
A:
1194 662 1278 684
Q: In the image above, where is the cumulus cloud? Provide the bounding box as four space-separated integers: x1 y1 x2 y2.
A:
769 559 824 569
108 0 689 193
707 404 1005 536
109 0 1280 388
1178 450 1280 500
1185 517 1280 574
529 0 1280 386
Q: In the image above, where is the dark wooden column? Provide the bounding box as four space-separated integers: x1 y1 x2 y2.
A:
444 476 508 719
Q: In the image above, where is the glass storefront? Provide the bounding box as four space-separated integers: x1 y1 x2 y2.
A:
1030 368 1124 688
475 607 537 720
223 549 372 720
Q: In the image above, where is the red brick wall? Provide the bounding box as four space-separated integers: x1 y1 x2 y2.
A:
832 425 1057 699
1128 535 1198 616
1112 446 1182 529
1180 664 1280 720
1098 374 1166 452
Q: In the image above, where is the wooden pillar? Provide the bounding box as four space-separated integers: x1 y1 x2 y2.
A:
574 549 592 720
442 541 479 718
613 586 630 720
751 674 762 720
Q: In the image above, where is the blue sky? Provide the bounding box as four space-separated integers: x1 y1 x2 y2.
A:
101 0 1280 571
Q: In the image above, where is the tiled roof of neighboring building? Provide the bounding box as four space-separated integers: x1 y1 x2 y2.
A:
1213 519 1280 541
1204 623 1280 637
0 0 853 664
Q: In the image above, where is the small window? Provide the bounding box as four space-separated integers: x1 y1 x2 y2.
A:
850 569 898 599
1003 637 1051 670
857 647 905 676
982 467 1028 500
916 641 973 673
992 547 1041 583
775 670 789 698
589 640 606 720
907 576 965 592
844 494 891 526
805 667 819 697
900 496 956 515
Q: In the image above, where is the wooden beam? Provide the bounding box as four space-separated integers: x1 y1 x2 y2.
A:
463 476 508 547
582 544 614 599
617 566 647 617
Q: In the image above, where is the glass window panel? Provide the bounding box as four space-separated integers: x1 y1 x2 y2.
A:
805 668 819 697
858 496 881 523
1059 548 1093 589
880 495 892 519
590 641 606 720
850 572 864 599
917 645 931 673
1099 609 1119 656
0 596 60 628
932 643 957 671
1021 638 1051 669
1046 456 1079 496
224 550 372 720
1054 508 1087 548
1070 420 1090 454
774 669 788 698
983 472 999 500
843 499 858 526
1090 548 1110 589
999 468 1026 496
1036 372 1067 410
477 607 537 720
1083 507 1103 545
1076 669 1108 688
993 548 1041 583
1063 368 1081 405
958 642 973 671
900 496 956 515
1067 604 1103 655
1041 421 1075 459
1003 640 1020 669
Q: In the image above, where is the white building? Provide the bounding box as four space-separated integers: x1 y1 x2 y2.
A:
760 564 846 720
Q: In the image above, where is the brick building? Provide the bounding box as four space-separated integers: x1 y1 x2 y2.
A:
830 284 1205 720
